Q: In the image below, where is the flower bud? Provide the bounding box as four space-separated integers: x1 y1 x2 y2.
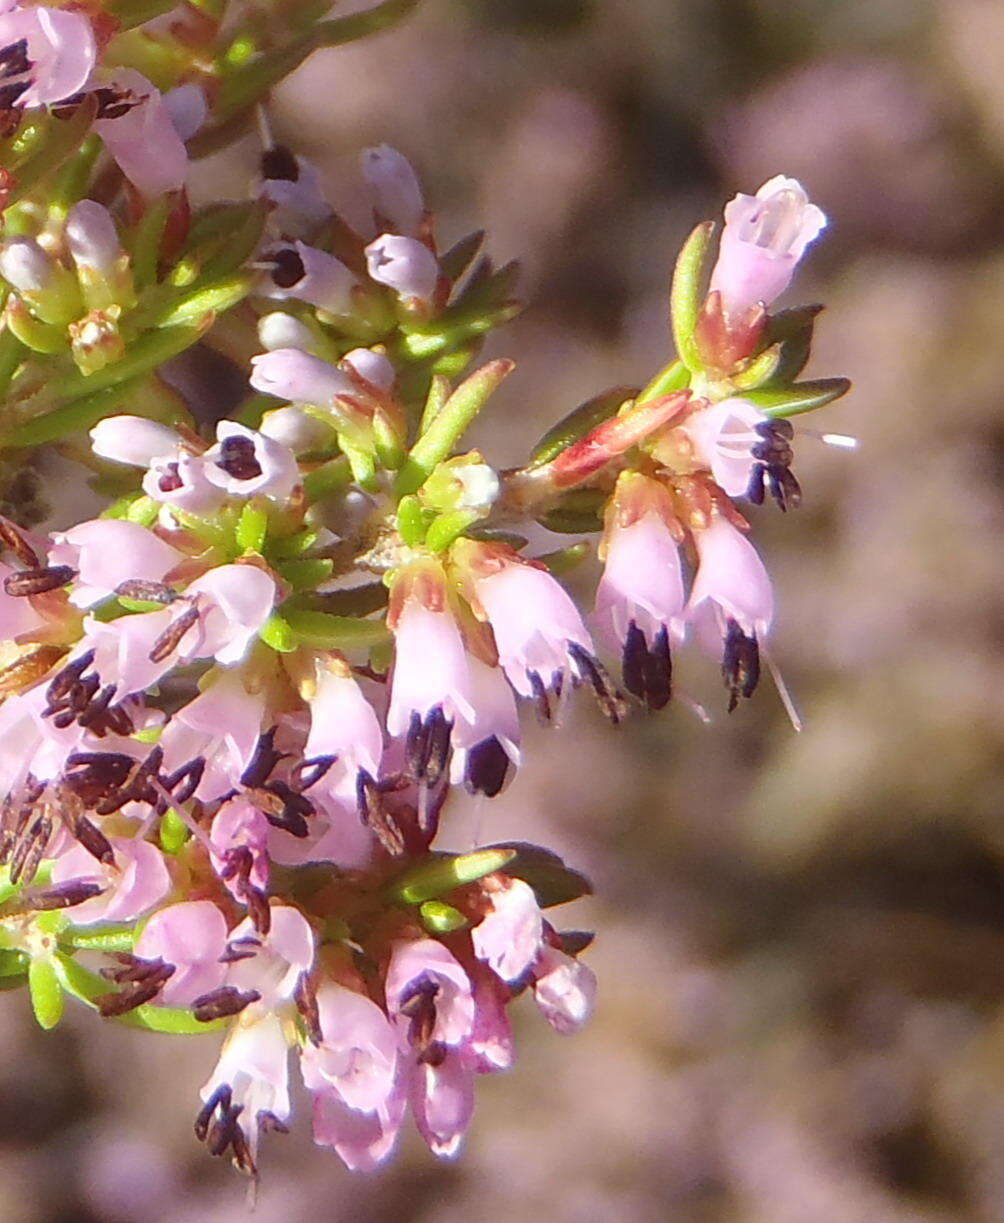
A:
65 200 121 274
260 406 332 454
360 144 424 236
0 237 54 294
257 311 317 353
365 234 439 305
162 83 206 142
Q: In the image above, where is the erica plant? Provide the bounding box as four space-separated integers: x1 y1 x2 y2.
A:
0 0 851 1183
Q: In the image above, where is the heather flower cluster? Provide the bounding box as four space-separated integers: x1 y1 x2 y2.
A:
0 0 851 1184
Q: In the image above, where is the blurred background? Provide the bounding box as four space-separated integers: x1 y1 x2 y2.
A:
5 0 1004 1219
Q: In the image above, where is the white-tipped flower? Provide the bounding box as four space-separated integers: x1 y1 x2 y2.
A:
203 421 300 502
65 200 122 274
0 237 54 293
257 310 318 353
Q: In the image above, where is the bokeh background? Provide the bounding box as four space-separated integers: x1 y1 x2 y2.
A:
5 0 1004 1219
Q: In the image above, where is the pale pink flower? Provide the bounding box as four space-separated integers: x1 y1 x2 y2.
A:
410 1049 476 1159
263 241 357 315
685 516 774 652
360 145 424 236
257 310 317 353
267 791 375 872
301 982 405 1169
181 563 278 665
304 666 383 798
595 508 686 649
224 904 315 1009
202 421 299 503
449 657 521 798
709 175 826 319
158 673 265 802
471 877 543 984
469 556 595 699
532 946 597 1035
311 1079 407 1173
80 609 178 698
143 451 223 512
387 603 474 739
250 348 349 404
50 835 171 926
198 1013 290 1166
384 939 476 1050
133 900 229 1007
93 70 188 198
47 519 183 609
681 397 770 497
365 234 439 305
0 5 95 108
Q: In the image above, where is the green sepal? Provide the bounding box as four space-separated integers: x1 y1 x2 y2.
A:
278 557 335 592
260 612 298 653
159 806 190 854
530 385 636 466
388 847 517 905
419 900 469 934
396 494 428 546
426 509 480 553
744 377 851 418
129 195 171 290
731 342 783 391
636 358 689 404
671 221 715 373
283 609 389 651
485 841 593 907
28 957 64 1030
4 298 66 354
302 457 352 502
396 360 515 496
419 374 452 435
236 501 269 553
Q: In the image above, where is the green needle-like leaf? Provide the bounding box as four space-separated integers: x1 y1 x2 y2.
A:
671 221 715 372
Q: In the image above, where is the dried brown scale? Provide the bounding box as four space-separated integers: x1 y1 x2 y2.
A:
2 565 76 596
722 617 761 711
294 974 322 1045
8 879 103 912
567 642 628 724
8 811 52 885
0 645 68 696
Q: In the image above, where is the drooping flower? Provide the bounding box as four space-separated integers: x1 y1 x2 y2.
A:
257 146 332 238
365 234 439 305
387 561 475 785
453 541 599 711
449 656 520 798
471 877 543 984
709 175 826 320
684 514 774 710
532 945 597 1035
301 982 404 1172
595 471 685 711
303 660 383 802
384 938 476 1055
360 145 424 236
